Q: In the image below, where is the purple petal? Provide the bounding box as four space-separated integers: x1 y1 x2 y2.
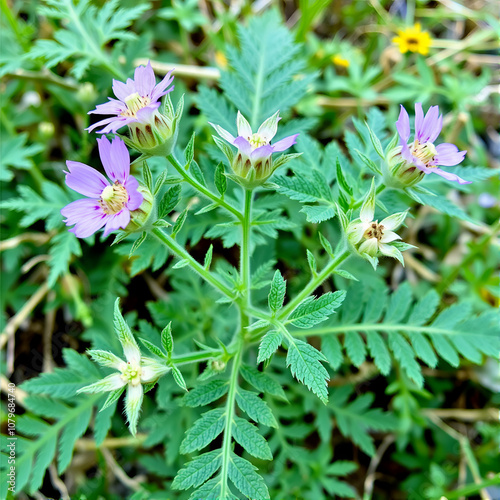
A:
112 78 136 101
151 70 175 102
400 141 414 163
125 176 143 210
102 209 131 237
100 117 139 135
65 161 109 197
427 113 443 143
428 167 472 185
87 116 134 134
414 103 424 140
134 61 156 97
104 137 130 183
396 105 410 142
88 98 124 116
61 199 108 238
135 102 161 123
433 143 466 167
234 136 252 156
250 144 274 161
419 105 439 142
272 133 298 152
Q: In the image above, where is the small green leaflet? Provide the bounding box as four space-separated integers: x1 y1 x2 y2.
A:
184 132 195 166
180 409 225 453
289 291 346 328
235 389 278 428
240 364 287 400
181 380 228 407
257 330 283 363
228 453 270 499
286 337 329 403
172 450 222 490
161 322 173 355
158 184 182 218
232 417 273 460
268 270 286 313
171 209 188 238
214 162 227 196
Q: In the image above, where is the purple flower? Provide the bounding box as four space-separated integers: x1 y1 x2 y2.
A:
87 61 174 134
61 137 144 238
396 103 469 184
210 111 299 186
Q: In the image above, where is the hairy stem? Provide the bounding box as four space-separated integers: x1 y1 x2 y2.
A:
152 227 235 300
167 154 243 221
278 250 350 320
241 189 253 309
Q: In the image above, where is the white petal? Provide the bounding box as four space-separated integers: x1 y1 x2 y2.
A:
125 383 144 436
358 237 379 256
379 243 405 265
381 211 407 231
257 111 280 141
380 230 401 243
360 179 376 222
236 111 253 138
77 373 126 394
346 221 370 245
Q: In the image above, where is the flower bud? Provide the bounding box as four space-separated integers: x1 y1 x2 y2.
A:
384 146 425 188
38 121 55 140
77 82 98 106
126 186 154 232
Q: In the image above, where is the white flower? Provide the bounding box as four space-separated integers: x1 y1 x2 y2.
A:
77 299 170 435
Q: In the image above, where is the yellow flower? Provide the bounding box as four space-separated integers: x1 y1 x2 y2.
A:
392 23 431 55
215 50 228 69
332 54 350 68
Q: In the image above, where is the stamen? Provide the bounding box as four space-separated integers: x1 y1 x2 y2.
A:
99 182 128 215
122 92 151 118
249 133 267 148
363 221 385 241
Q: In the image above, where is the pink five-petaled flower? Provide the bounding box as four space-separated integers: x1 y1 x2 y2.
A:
396 103 469 184
87 61 174 134
211 111 299 185
61 137 143 238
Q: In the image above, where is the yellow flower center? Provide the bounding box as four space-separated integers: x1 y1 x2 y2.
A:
100 182 128 215
363 221 385 241
411 140 437 166
120 361 142 386
122 92 151 118
249 133 267 148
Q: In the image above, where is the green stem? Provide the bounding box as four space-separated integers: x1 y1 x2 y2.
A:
352 184 387 210
171 350 223 366
219 344 243 497
167 154 243 221
241 189 253 309
152 227 235 300
278 250 350 320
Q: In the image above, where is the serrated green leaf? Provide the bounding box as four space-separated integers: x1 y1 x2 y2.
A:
228 453 270 499
182 380 228 407
180 409 225 453
232 417 273 460
289 291 346 329
322 335 343 370
172 365 188 391
172 450 222 490
286 337 329 403
159 184 182 218
257 330 283 363
268 270 286 313
184 132 195 166
235 389 278 428
172 209 188 238
240 364 286 400
214 162 227 196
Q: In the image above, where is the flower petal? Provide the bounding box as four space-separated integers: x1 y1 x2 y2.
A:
102 209 131 237
272 133 299 152
112 78 136 101
63 201 108 238
125 383 144 436
381 211 407 231
414 103 424 140
427 167 472 185
134 61 156 97
234 136 253 156
396 105 411 142
427 113 442 143
433 143 466 167
135 102 161 123
347 221 370 245
88 98 124 116
257 111 281 142
236 111 253 139
98 136 130 183
125 176 143 211
380 230 401 243
77 373 126 394
97 116 137 134
358 237 379 257
250 144 273 161
151 69 175 102
419 105 439 142
65 161 109 197
379 243 405 265
209 123 235 144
